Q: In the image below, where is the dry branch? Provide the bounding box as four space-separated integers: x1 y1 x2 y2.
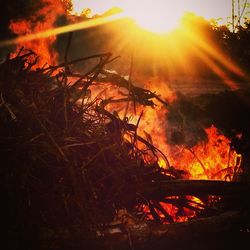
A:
1 46 249 250
99 210 244 244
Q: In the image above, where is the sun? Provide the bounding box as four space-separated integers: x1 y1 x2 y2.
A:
122 1 185 34
71 0 185 34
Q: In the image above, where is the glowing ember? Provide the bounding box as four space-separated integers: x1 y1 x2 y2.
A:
141 195 205 223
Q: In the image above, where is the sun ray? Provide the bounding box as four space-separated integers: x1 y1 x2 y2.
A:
182 28 246 79
166 34 194 75
188 42 239 90
0 12 125 48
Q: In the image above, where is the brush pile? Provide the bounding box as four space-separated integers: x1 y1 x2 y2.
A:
1 48 249 250
0 48 178 248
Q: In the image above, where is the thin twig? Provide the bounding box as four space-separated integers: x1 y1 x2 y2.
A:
64 32 73 74
0 93 17 121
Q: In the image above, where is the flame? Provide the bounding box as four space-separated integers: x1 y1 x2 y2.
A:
170 125 242 181
88 77 242 183
127 84 241 222
7 0 244 224
106 80 241 222
2 12 124 50
133 80 175 150
87 77 241 183
9 0 65 67
141 195 205 223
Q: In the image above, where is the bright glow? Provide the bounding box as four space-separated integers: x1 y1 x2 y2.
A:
71 0 184 33
4 0 246 86
71 0 235 34
0 13 124 48
71 0 119 15
122 1 185 33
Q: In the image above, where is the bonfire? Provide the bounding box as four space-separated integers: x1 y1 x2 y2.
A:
1 1 250 248
1 43 249 250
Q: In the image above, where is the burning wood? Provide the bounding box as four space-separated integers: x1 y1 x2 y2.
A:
1 45 249 250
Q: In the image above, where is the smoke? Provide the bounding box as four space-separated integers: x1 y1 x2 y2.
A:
166 92 209 147
166 88 250 148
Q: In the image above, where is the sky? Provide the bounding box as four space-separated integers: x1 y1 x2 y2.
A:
72 0 236 20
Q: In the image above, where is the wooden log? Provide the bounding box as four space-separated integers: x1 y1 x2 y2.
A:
99 210 247 248
140 180 249 199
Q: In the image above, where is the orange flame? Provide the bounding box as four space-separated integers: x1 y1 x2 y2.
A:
88 78 241 183
9 0 65 67
8 1 243 223
170 125 242 181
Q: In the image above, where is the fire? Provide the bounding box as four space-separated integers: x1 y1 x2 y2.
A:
88 77 241 183
132 80 175 153
131 97 241 222
6 0 243 225
9 0 65 67
156 124 242 222
102 78 241 223
171 125 242 181
141 195 205 223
